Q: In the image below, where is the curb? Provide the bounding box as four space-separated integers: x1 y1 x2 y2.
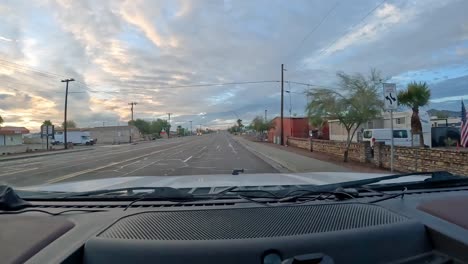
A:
232 137 294 173
0 148 94 162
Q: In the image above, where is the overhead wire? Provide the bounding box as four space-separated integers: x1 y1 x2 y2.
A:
285 0 341 64
289 0 387 74
318 0 387 57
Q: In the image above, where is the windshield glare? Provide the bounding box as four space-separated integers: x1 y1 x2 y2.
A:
0 1 467 195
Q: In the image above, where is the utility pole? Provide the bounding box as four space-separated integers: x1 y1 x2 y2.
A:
280 64 285 145
128 102 137 121
264 109 267 122
61 78 75 149
189 121 192 136
167 113 172 138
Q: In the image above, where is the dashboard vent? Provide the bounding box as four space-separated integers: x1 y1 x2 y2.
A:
98 203 408 240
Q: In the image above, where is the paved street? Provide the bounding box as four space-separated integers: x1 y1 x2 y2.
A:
0 133 278 187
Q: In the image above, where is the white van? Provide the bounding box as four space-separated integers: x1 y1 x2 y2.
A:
363 128 416 148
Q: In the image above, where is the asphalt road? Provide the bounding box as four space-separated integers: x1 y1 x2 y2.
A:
0 133 277 187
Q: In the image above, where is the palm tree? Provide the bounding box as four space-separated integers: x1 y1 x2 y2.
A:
397 82 431 147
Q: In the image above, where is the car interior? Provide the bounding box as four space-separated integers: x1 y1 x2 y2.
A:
1 181 468 264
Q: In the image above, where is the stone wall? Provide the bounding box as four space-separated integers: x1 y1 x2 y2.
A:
286 137 371 163
287 137 310 151
373 142 468 175
311 139 370 163
286 136 468 175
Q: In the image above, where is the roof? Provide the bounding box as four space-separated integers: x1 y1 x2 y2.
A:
0 126 30 135
271 116 308 121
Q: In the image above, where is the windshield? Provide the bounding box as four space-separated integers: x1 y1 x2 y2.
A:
363 131 372 139
0 1 467 196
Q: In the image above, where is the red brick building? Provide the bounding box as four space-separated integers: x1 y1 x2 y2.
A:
267 117 311 144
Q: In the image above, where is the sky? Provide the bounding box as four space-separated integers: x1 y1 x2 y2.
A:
0 0 467 131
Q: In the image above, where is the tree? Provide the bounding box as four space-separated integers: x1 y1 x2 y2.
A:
130 119 151 134
306 70 383 162
177 125 186 136
0 115 3 126
250 116 274 133
236 119 243 129
397 81 431 147
62 120 77 128
42 120 53 126
149 119 168 136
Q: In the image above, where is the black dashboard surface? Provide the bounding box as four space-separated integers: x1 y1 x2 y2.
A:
1 188 468 264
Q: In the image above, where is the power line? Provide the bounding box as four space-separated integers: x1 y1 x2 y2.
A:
285 1 341 63
0 60 65 79
319 0 387 56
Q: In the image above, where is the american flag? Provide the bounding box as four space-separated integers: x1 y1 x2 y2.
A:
461 100 468 147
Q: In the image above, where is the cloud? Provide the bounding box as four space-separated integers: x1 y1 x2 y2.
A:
119 0 179 48
1 0 468 131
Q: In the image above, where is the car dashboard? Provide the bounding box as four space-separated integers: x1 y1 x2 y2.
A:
1 187 468 264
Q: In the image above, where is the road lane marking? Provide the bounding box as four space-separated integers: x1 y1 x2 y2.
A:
216 145 220 151
183 156 193 163
0 167 39 177
45 141 195 184
228 143 238 154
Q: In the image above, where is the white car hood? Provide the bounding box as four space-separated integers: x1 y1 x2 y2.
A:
18 172 429 193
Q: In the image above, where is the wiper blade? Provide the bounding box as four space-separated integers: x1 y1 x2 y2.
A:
49 187 193 200
281 171 460 194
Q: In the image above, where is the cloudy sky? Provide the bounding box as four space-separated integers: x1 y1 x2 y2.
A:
1 0 467 131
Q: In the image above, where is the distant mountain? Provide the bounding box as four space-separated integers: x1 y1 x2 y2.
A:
427 109 461 118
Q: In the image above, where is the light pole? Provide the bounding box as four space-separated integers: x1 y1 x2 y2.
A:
189 121 192 135
61 78 75 149
280 64 285 145
128 102 137 121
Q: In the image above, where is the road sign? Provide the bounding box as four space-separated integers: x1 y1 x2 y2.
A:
41 125 54 137
383 83 398 110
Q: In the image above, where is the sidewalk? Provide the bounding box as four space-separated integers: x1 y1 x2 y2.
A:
0 147 93 162
234 136 388 173
234 136 349 173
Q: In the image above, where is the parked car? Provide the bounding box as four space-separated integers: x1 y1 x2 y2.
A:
363 128 415 148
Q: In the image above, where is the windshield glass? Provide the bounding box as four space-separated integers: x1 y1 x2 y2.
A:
1 0 467 195
363 131 372 139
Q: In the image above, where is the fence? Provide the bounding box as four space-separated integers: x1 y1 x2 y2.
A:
286 137 468 175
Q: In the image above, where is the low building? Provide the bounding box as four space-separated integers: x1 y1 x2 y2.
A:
87 125 142 144
430 116 461 127
53 125 142 144
0 126 30 146
267 117 311 144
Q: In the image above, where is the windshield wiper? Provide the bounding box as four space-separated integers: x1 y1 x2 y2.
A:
285 171 461 194
36 187 194 201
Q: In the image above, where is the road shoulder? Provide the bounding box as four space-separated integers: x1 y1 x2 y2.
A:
233 136 349 173
0 147 94 162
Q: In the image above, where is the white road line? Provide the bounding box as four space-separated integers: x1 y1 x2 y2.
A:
228 143 238 154
216 145 220 151
0 167 39 177
183 156 193 163
46 141 194 184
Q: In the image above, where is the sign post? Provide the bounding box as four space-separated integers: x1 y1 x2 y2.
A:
41 125 55 151
383 83 398 172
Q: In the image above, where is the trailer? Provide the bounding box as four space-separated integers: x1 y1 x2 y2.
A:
53 131 94 145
